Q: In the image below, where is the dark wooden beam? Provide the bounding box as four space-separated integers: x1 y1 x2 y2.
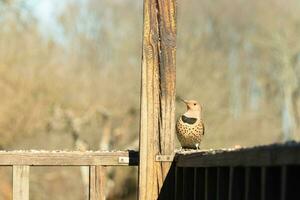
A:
176 143 300 167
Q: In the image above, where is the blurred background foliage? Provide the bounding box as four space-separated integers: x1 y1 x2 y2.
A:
0 0 300 199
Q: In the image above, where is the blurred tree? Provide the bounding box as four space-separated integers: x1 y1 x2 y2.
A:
0 0 300 199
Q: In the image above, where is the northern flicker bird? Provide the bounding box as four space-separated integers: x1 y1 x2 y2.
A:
176 99 205 149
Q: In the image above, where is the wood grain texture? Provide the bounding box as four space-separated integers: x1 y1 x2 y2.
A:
89 166 106 200
139 0 177 199
176 142 300 167
13 165 29 200
0 151 138 166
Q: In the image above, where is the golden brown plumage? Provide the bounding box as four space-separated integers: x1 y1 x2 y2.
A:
176 99 205 149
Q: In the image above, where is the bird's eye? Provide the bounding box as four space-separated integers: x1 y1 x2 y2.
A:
194 103 196 106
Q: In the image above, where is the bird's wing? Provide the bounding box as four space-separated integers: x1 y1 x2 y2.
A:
202 121 205 135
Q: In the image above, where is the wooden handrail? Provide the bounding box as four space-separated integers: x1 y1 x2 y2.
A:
173 142 300 200
0 150 139 166
0 150 138 200
175 142 300 167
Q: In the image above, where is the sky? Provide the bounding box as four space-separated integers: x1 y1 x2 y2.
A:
5 0 138 44
29 0 67 43
29 0 94 44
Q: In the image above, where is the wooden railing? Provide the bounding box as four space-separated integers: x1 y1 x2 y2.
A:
0 150 138 200
2 143 300 199
173 142 300 200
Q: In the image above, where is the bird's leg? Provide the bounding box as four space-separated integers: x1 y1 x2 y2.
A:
181 147 189 151
195 143 200 150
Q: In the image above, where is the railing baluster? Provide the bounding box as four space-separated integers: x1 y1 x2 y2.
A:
217 167 229 200
205 168 208 200
286 165 300 199
194 168 205 200
13 165 30 200
175 167 183 200
182 167 187 199
182 167 194 200
89 166 106 200
194 168 197 200
228 167 234 200
228 167 245 200
245 167 250 200
280 166 286 200
261 167 266 200
205 167 217 200
265 167 281 200
247 167 261 200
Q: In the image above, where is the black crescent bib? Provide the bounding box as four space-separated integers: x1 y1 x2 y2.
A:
181 115 197 125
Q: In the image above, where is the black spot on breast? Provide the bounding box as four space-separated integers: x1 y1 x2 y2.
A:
182 115 197 125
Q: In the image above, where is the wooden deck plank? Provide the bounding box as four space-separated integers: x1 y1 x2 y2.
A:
0 150 138 166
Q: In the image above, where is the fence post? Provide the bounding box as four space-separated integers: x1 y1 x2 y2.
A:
13 165 30 200
89 166 106 200
139 0 177 199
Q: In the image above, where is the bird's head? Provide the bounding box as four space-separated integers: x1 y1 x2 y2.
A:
180 98 202 112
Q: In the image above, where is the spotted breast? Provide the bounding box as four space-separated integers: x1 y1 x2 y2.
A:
176 115 205 149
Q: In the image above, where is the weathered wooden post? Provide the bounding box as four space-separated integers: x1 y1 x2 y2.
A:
89 166 106 200
139 0 177 199
13 165 30 200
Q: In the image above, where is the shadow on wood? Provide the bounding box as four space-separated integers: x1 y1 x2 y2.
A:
128 150 139 166
158 161 176 200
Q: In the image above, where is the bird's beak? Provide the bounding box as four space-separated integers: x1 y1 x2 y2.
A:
179 97 188 104
179 98 191 109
